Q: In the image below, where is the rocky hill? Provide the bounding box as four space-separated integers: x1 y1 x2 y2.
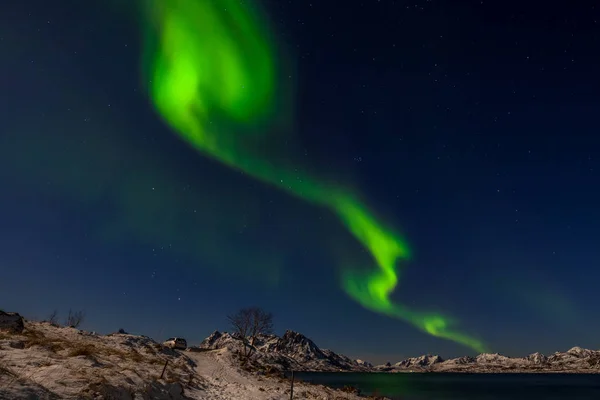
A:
195 329 371 372
0 311 381 399
376 347 600 373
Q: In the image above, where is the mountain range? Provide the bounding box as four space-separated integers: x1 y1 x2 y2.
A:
196 330 600 373
195 330 373 372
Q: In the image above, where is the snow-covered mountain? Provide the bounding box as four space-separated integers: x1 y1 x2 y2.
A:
195 329 372 372
393 354 443 369
376 347 600 373
198 329 600 374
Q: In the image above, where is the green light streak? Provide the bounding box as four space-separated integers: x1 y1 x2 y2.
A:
139 0 487 352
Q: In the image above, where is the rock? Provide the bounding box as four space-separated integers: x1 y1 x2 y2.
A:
167 383 184 397
0 311 24 333
89 382 133 400
9 340 25 349
142 382 187 400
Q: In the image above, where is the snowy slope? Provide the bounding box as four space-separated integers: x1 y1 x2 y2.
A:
0 319 382 399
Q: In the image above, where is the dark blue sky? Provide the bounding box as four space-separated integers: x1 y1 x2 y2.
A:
1 0 599 364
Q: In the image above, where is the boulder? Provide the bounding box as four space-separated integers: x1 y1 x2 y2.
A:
0 311 24 333
9 340 25 349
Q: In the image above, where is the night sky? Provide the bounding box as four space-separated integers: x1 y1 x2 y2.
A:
1 0 599 365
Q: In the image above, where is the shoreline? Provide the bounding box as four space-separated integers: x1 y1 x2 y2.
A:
292 368 600 374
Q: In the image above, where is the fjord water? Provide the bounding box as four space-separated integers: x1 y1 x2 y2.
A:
289 372 600 399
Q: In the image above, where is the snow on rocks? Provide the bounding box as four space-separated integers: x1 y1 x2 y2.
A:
0 320 199 399
526 352 548 365
376 348 600 373
195 329 371 372
393 354 444 368
0 318 379 399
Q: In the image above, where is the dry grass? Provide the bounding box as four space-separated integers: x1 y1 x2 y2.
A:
0 364 16 377
100 346 127 360
22 329 66 354
141 343 158 355
21 328 42 340
67 344 96 357
129 350 145 363
28 339 65 354
62 340 150 367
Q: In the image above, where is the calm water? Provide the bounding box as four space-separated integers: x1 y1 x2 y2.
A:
287 372 600 399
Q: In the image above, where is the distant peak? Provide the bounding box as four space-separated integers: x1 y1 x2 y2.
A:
567 346 593 358
394 354 444 367
282 330 306 339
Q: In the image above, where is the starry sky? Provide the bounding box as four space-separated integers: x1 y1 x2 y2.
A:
1 0 599 365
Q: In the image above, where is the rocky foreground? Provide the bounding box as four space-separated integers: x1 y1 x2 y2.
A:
0 312 385 399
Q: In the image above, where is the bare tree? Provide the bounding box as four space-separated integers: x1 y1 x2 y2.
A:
227 307 273 361
65 309 85 328
47 310 59 325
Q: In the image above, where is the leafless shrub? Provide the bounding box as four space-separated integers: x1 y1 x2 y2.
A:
47 310 59 325
227 307 273 361
65 309 85 328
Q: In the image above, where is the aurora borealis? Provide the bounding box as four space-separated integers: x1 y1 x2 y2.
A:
2 0 599 363
140 0 485 352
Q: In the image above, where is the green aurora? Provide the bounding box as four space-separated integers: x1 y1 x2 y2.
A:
139 0 487 352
